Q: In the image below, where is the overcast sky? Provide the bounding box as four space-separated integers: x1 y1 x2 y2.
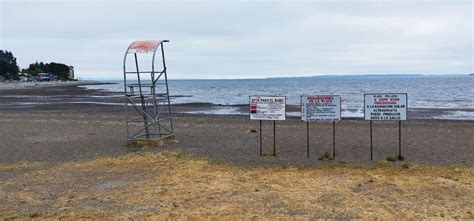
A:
1 0 472 79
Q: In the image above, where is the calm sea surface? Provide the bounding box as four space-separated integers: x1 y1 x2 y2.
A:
83 75 474 119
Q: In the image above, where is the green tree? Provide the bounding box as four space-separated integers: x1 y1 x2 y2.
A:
24 61 43 76
0 50 20 80
47 62 70 80
24 61 72 80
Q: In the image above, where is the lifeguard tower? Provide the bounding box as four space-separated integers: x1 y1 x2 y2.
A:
123 40 174 142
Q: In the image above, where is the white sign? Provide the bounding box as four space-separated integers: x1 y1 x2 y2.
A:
364 93 407 121
250 96 286 121
301 95 341 121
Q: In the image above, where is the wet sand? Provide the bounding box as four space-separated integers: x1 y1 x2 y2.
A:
1 83 474 119
0 81 104 90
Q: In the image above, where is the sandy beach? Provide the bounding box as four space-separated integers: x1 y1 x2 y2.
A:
0 83 473 219
3 0 472 218
0 81 105 90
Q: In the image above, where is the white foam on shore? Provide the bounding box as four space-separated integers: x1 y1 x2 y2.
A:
433 111 474 120
181 107 243 115
342 110 364 118
67 101 123 106
0 81 100 90
8 102 55 106
89 95 123 98
181 109 473 120
286 110 364 118
286 112 300 117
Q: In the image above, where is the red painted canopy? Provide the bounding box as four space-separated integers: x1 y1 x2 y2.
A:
128 40 161 53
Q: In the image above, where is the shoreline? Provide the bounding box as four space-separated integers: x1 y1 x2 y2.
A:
0 82 472 121
0 80 111 91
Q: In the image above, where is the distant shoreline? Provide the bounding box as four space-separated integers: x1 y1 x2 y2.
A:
80 73 472 81
0 80 113 91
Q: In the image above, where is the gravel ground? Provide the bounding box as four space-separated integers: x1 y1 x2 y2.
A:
0 111 472 167
0 84 472 166
155 115 474 166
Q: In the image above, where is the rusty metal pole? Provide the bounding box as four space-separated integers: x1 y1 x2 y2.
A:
259 120 262 156
398 120 402 158
273 121 276 156
333 121 336 159
134 53 149 138
307 121 309 158
370 120 373 160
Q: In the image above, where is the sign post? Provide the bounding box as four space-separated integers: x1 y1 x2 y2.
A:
301 95 341 158
306 121 309 158
370 120 373 160
399 120 402 158
273 121 276 156
333 121 336 158
250 96 286 156
259 120 262 156
364 93 407 160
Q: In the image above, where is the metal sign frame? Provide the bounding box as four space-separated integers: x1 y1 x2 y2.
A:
301 95 341 122
249 95 286 156
364 93 407 121
301 95 341 158
123 40 174 142
364 93 408 160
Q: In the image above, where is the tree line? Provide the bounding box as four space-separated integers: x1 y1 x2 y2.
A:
0 50 73 81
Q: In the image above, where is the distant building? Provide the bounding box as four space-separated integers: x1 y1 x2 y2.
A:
68 66 75 80
20 76 28 82
38 73 54 81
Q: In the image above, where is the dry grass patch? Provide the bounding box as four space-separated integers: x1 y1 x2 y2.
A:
0 152 473 219
0 161 42 171
129 138 176 149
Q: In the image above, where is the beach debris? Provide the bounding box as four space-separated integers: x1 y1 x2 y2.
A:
385 156 397 162
338 160 347 165
385 155 405 162
247 128 257 133
318 152 334 161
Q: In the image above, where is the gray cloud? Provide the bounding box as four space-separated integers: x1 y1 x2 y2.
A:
1 0 472 79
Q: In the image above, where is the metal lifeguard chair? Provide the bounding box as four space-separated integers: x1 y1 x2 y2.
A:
123 40 174 142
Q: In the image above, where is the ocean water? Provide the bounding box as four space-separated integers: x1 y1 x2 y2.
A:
82 75 474 119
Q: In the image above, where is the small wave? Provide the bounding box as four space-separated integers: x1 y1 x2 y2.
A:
180 107 243 115
433 111 474 121
342 110 364 118
9 102 55 106
67 102 123 106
